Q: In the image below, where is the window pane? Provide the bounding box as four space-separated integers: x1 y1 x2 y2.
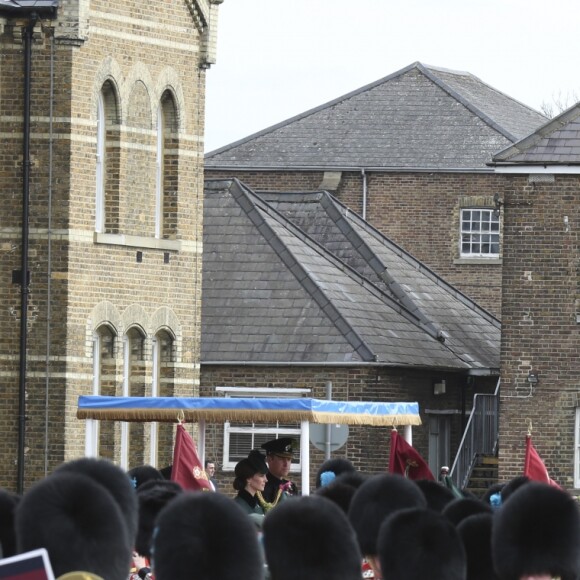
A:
460 207 500 257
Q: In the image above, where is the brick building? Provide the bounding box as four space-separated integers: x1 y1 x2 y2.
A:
491 104 580 488
200 178 500 488
0 0 223 491
205 62 547 319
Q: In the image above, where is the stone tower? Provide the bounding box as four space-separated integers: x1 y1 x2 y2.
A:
0 0 222 491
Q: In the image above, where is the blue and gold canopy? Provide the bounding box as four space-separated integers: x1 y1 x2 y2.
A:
77 396 421 426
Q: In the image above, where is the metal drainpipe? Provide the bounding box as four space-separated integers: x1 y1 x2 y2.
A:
361 169 367 220
17 14 37 495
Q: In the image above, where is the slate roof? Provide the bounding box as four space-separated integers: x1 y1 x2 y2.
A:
202 178 500 371
492 102 580 165
205 62 546 172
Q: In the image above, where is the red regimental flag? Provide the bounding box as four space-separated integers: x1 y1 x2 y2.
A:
171 423 212 491
388 428 435 481
523 435 560 488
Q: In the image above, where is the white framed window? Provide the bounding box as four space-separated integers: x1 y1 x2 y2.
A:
575 408 580 488
460 208 500 257
217 387 310 472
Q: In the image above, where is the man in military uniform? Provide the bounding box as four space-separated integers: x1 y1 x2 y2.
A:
257 437 298 511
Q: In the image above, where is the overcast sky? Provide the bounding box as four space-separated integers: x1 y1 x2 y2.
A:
204 0 580 153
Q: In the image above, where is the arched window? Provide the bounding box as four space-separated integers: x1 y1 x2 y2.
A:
122 327 147 469
95 81 120 233
151 329 175 467
156 91 178 239
90 325 117 459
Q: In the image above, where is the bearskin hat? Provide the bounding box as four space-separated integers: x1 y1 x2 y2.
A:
347 473 426 556
263 495 362 580
457 513 499 580
15 472 131 580
152 491 264 580
378 507 467 580
492 482 580 580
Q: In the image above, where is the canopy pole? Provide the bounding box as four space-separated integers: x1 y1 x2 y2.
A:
198 419 206 468
403 424 412 444
301 420 310 495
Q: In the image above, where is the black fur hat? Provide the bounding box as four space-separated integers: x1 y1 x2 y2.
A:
347 473 426 556
499 475 529 503
442 497 492 527
315 458 356 488
0 488 20 557
378 507 467 580
492 482 580 580
457 513 499 580
415 479 456 513
127 465 164 490
263 495 362 580
135 480 183 558
15 472 132 580
152 491 264 580
54 457 138 544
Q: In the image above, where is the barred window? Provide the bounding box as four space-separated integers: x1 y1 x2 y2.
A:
460 209 500 257
217 387 309 472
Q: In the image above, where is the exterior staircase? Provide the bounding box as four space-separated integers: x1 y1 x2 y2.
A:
464 454 498 498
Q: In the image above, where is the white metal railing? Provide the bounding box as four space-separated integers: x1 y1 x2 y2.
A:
449 379 500 489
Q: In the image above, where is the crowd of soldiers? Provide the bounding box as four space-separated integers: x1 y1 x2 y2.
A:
1 437 579 580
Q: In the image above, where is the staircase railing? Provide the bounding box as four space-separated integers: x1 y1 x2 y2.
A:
449 379 500 489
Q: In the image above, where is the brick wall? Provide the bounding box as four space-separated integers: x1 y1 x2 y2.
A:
206 168 505 318
200 364 496 493
498 174 580 488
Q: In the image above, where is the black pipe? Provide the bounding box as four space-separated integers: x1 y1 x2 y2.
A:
17 14 37 495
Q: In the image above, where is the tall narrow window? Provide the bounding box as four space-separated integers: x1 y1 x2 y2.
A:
95 81 120 234
92 325 116 460
155 105 165 238
95 93 105 232
123 328 147 469
152 330 175 468
158 91 178 239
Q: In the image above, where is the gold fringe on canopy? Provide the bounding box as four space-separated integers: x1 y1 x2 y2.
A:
310 412 422 426
77 408 316 424
77 407 422 426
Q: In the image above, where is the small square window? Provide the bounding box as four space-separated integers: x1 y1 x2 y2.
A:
460 208 500 258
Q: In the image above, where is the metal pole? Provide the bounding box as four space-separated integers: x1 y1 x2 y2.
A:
324 381 332 460
17 15 37 495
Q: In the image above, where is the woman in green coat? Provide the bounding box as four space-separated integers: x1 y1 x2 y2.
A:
233 450 268 517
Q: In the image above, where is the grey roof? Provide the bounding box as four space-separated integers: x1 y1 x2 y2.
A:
202 178 500 370
205 62 546 172
0 0 58 16
492 102 580 165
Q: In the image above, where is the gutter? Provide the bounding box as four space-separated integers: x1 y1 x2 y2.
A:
205 164 495 174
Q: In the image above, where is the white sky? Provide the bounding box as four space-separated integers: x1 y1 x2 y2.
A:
204 0 580 153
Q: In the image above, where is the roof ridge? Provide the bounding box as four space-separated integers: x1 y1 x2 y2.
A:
230 180 463 354
417 63 519 143
492 102 580 163
229 179 376 362
205 62 424 158
326 192 501 328
318 192 446 342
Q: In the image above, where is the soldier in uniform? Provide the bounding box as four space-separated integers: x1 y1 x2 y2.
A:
258 438 298 512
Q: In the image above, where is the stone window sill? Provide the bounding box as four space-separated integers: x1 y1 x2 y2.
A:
94 232 181 251
453 258 502 265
